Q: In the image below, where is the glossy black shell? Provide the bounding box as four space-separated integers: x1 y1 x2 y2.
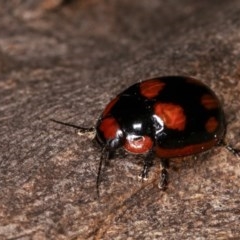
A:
96 76 225 157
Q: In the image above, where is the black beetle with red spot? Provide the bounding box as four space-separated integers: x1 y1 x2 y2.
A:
51 76 240 195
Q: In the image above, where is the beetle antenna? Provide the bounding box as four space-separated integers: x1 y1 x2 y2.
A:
50 119 95 133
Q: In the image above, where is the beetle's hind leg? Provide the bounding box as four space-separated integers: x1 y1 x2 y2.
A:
139 150 154 181
158 158 169 190
224 145 240 158
218 140 240 158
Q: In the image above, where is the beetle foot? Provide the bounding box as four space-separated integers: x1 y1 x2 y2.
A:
158 168 168 190
138 151 154 181
138 169 149 181
226 145 240 158
158 159 169 190
219 141 240 159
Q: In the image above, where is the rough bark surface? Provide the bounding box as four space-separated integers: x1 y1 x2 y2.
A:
1 0 240 239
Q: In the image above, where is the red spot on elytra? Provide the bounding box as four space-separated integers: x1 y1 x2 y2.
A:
140 79 165 98
102 97 119 117
201 94 219 110
99 117 120 139
205 117 218 133
154 103 186 131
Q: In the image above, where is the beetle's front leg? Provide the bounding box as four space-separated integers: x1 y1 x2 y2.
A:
139 150 154 181
158 158 169 190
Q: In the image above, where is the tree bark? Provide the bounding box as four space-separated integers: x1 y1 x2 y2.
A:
1 0 240 239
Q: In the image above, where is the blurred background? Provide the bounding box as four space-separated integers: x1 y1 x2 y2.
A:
1 0 240 239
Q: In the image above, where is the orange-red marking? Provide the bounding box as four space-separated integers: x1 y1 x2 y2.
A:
201 94 219 110
205 117 218 133
140 79 165 98
154 103 186 131
124 135 153 154
155 139 218 158
102 96 119 117
99 117 120 139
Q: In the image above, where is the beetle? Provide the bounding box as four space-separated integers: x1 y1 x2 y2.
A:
51 76 239 195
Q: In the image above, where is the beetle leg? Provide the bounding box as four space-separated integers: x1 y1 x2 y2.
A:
224 145 240 158
96 147 113 197
139 150 154 181
158 158 169 190
218 140 240 158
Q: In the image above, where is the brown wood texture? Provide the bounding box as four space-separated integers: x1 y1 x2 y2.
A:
1 0 240 239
